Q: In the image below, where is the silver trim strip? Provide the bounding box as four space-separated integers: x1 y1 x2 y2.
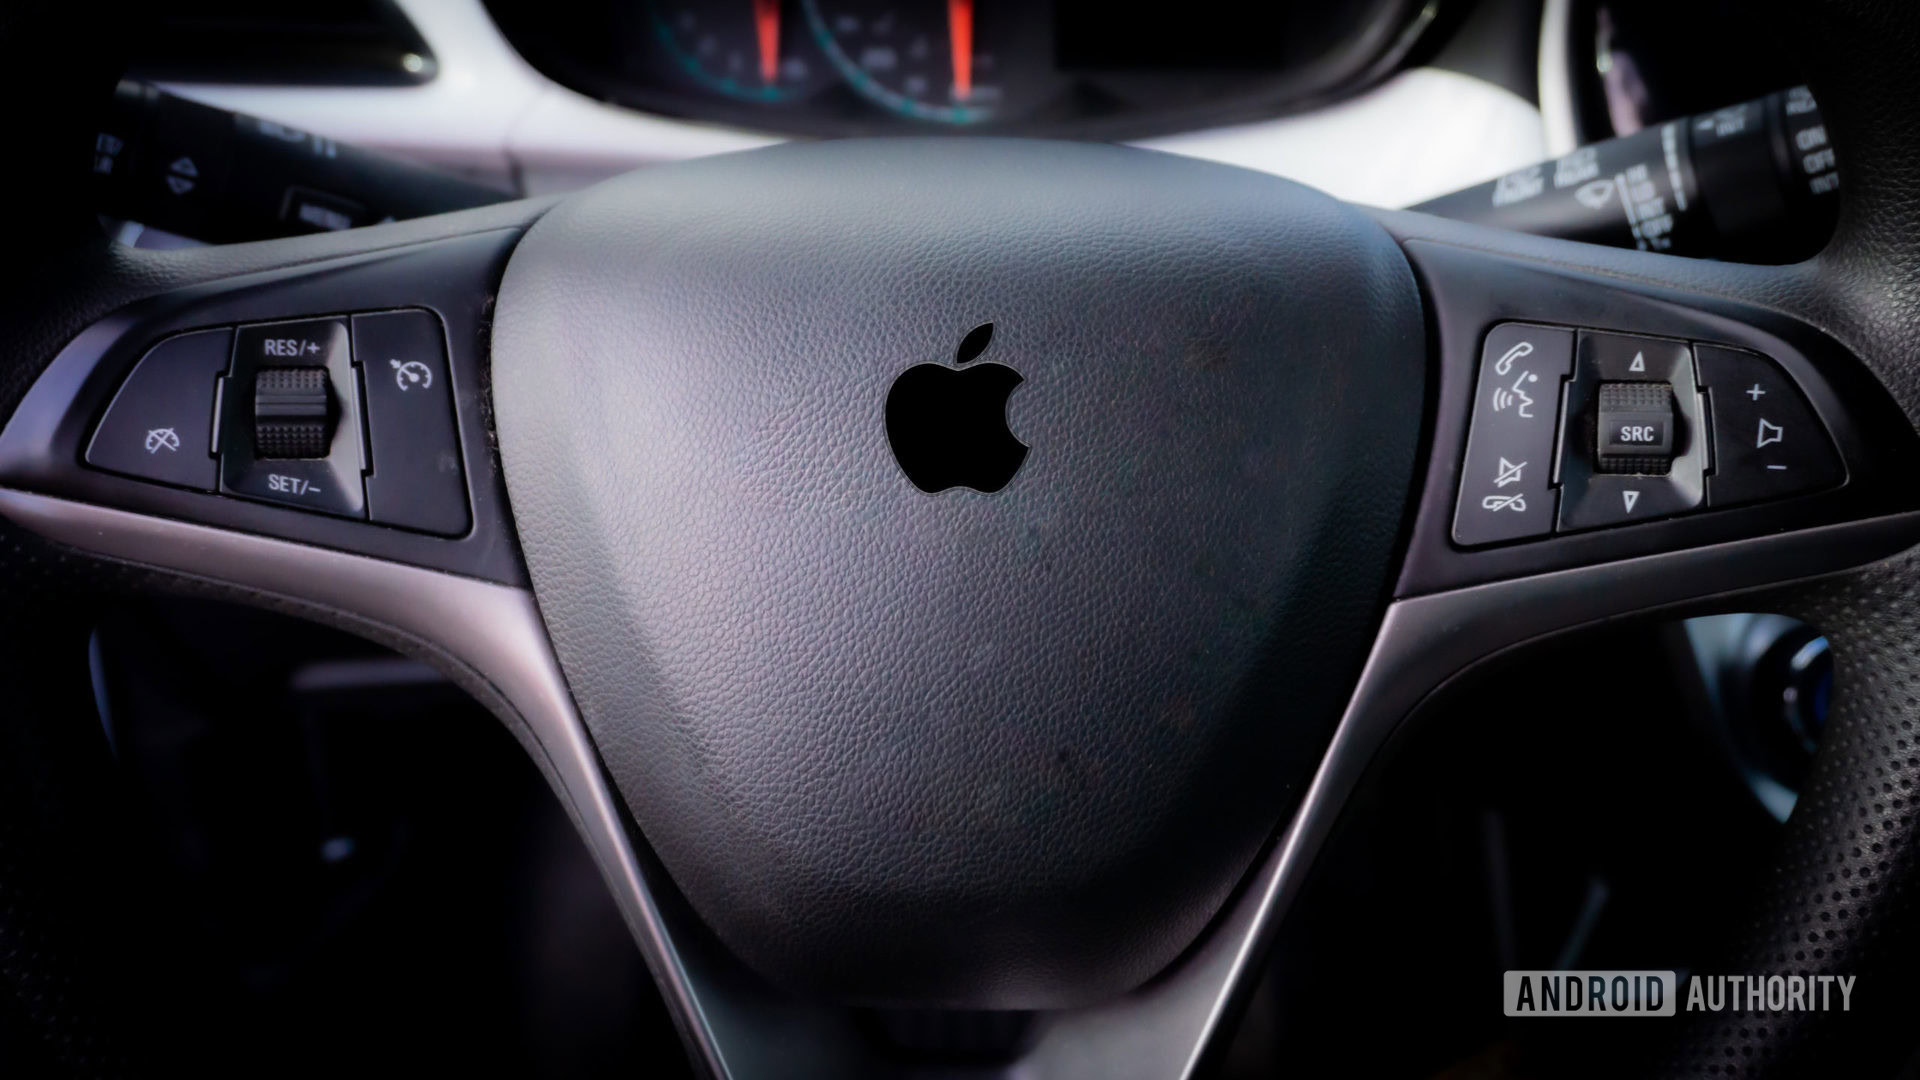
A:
1538 0 1581 155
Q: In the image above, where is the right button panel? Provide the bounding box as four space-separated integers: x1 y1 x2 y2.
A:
1696 344 1845 508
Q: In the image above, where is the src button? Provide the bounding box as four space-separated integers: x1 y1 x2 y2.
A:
1595 382 1674 474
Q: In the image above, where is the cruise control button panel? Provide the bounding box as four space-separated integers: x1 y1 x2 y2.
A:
1451 323 1845 547
12 229 518 582
1696 344 1845 507
81 309 473 537
1452 324 1573 546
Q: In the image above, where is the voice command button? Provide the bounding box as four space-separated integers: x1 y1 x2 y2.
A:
1452 323 1574 547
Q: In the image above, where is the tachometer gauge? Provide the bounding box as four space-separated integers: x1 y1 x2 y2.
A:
802 0 1050 124
651 0 835 102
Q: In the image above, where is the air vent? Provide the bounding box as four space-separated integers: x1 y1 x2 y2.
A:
124 1 435 87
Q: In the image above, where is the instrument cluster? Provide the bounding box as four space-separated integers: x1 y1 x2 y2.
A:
487 0 1439 138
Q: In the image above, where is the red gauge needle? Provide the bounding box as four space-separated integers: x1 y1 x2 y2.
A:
753 0 780 85
949 0 973 101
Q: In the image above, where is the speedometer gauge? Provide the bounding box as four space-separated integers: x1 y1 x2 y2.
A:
802 1 1049 124
651 0 835 102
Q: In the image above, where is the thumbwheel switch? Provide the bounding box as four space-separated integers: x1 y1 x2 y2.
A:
252 366 334 458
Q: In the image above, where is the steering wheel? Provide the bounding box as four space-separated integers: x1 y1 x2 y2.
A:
5 2 1919 1076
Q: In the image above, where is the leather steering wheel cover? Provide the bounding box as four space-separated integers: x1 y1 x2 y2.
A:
0 0 1916 1074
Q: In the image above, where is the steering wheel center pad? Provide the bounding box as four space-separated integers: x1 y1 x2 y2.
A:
491 139 1426 1006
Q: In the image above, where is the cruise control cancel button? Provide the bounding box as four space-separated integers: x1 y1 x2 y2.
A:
1452 323 1574 547
84 328 232 491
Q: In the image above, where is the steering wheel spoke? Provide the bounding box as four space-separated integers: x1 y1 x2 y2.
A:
0 215 809 1075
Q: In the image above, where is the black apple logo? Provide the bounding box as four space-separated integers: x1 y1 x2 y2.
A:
885 322 1028 494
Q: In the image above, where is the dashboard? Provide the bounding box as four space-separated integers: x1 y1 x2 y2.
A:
140 0 1551 210
483 0 1439 138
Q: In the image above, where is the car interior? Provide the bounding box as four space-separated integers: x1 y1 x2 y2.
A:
4 1 1919 1077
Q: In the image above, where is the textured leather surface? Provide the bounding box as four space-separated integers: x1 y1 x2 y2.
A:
492 139 1426 1006
1655 555 1920 1078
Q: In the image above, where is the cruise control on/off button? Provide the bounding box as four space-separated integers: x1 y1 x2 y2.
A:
1453 323 1574 546
353 310 470 536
